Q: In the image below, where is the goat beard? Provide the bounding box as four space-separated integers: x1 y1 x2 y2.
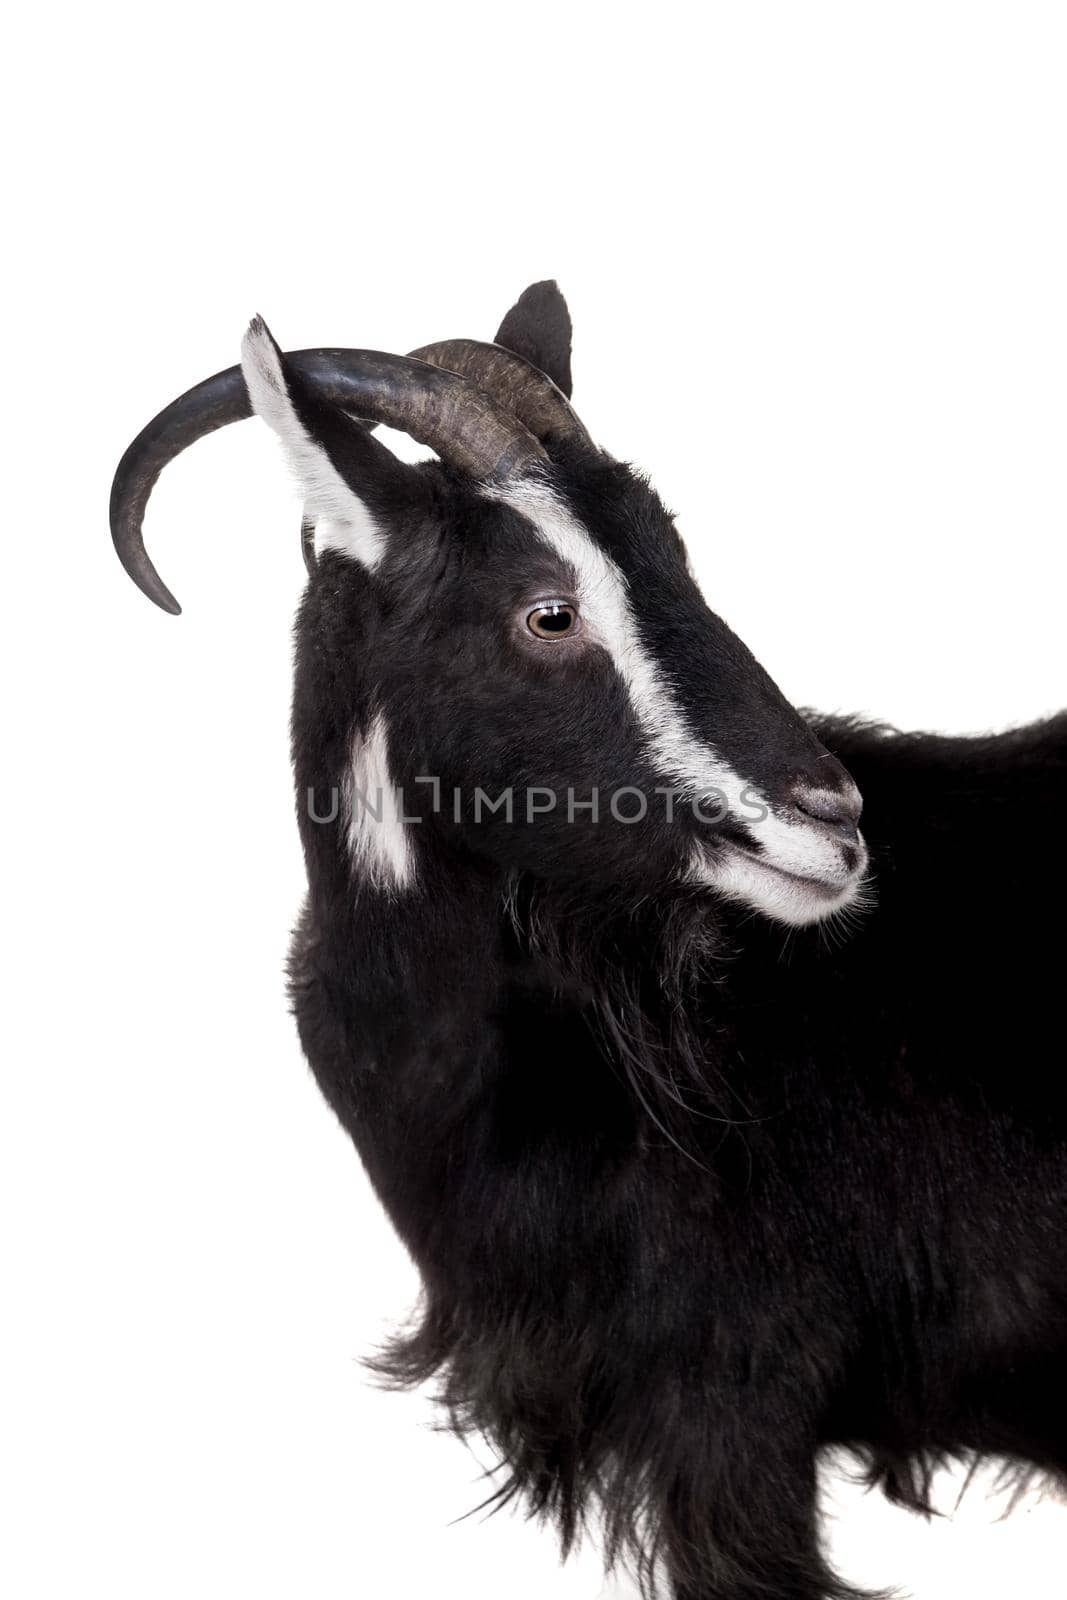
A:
501 871 746 1147
371 874 804 1595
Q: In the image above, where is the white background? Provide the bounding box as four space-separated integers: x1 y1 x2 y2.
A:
3 4 1066 1596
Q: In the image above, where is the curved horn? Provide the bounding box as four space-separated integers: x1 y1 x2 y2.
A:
408 339 593 454
111 341 547 613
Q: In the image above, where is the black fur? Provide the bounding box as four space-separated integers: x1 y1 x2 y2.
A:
495 279 575 397
278 297 1067 1598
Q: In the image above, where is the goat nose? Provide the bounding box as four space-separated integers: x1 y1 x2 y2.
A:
791 785 863 846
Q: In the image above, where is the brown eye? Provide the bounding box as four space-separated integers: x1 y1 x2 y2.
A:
526 601 579 639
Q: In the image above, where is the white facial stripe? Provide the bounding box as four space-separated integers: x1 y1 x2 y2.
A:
240 320 387 570
486 479 749 801
344 711 415 892
486 477 866 928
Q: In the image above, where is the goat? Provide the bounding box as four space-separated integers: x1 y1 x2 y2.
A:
111 282 1067 1600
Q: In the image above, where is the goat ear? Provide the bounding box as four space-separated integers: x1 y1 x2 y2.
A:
241 317 421 571
494 281 574 399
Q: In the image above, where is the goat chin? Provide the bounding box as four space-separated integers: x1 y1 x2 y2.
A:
690 840 873 928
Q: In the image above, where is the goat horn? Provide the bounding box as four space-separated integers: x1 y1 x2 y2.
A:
111 347 548 614
408 339 593 453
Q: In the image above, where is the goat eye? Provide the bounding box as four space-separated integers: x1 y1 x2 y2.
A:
526 601 579 639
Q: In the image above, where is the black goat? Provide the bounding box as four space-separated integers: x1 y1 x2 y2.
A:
111 283 1067 1599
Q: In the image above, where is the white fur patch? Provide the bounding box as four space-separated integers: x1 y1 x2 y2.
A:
485 479 866 927
700 844 868 928
240 318 387 570
343 711 415 892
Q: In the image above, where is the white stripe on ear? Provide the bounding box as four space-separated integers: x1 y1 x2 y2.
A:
240 317 387 570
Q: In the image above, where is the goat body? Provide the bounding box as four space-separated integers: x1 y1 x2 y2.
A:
289 687 1067 1599
112 283 1067 1599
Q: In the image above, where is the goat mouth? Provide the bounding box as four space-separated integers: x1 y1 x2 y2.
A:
694 840 868 928
728 846 847 899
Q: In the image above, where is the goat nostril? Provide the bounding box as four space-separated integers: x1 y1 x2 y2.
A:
792 787 863 846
